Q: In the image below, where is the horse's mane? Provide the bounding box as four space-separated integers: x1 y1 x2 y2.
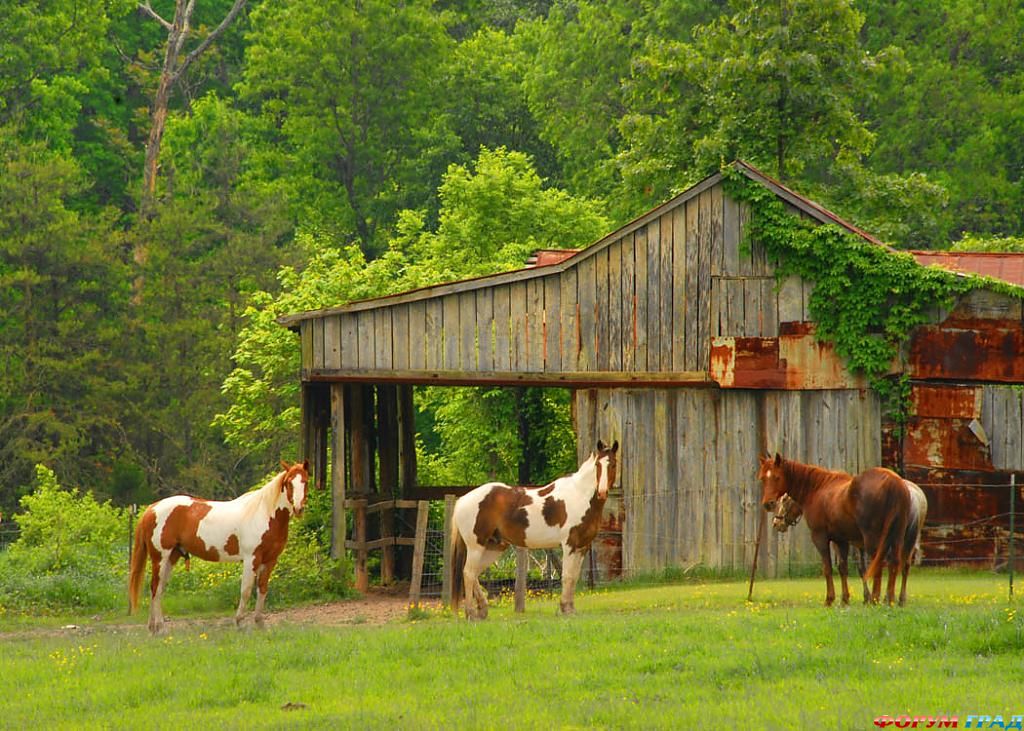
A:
782 458 849 502
239 470 287 519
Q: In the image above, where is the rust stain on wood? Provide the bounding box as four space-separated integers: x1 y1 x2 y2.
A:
910 384 981 419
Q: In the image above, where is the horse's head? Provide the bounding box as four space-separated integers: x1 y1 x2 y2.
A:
280 459 310 515
595 439 619 499
757 453 788 512
771 493 802 533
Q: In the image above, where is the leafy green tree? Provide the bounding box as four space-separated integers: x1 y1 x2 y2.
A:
239 0 457 251
217 147 607 477
0 129 130 514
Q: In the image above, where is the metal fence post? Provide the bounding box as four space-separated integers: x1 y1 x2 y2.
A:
1010 474 1016 600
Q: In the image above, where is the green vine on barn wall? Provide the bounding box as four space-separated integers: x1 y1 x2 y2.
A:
722 167 1024 430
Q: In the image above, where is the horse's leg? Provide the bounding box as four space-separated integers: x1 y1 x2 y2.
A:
235 558 257 628
149 554 173 634
885 550 900 606
898 553 911 607
856 548 870 604
836 541 851 606
811 532 835 606
559 546 587 615
253 559 278 629
461 544 492 620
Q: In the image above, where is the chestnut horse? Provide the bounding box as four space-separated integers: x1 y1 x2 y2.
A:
129 460 309 633
771 476 928 606
451 440 618 620
757 454 912 606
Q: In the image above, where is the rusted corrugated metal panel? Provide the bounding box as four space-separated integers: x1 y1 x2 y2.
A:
912 251 1024 289
910 384 981 419
902 417 992 470
710 327 868 389
909 322 1024 382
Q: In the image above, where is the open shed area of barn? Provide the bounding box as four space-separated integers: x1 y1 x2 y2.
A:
280 161 1024 590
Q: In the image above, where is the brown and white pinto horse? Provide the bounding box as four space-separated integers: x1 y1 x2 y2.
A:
757 454 912 606
451 440 618 620
129 460 309 634
770 476 928 606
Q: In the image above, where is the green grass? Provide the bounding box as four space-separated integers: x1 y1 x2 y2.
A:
1 570 1020 729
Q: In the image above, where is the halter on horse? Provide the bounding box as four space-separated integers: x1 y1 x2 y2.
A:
129 460 310 634
450 440 618 620
758 453 913 606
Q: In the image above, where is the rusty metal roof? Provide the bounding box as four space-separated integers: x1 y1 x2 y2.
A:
911 251 1024 287
525 249 578 267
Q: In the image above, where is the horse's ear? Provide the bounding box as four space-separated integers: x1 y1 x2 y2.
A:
611 440 619 453
597 439 606 451
280 459 290 471
302 459 310 471
774 452 782 465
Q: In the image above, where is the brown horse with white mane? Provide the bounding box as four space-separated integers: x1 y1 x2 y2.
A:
757 454 912 606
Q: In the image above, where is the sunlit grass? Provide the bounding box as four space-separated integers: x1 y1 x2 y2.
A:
1 570 1020 729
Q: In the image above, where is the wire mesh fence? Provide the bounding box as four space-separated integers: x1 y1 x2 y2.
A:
0 521 18 552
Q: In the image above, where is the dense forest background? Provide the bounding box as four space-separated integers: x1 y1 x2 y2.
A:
3 0 1024 515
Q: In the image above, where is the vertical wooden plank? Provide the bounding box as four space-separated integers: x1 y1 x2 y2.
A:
777 275 804 324
494 284 512 371
577 255 596 371
407 304 425 370
442 494 456 606
392 308 409 370
425 299 443 369
743 278 761 337
607 243 621 371
560 268 578 372
671 206 686 370
408 500 430 607
654 391 672 567
443 295 459 370
340 313 358 370
353 499 368 592
620 234 636 372
634 225 649 372
477 289 494 372
398 384 417 495
312 317 325 370
527 277 545 372
514 546 529 613
596 247 610 370
300 321 313 375
684 197 700 370
646 218 662 371
701 390 718 566
324 316 341 369
545 276 562 372
356 311 375 369
510 281 527 371
459 291 477 371
660 213 674 371
697 189 714 372
375 308 393 370
722 190 740 276
330 384 347 560
709 183 724 280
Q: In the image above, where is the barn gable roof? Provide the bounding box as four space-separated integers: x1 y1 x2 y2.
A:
278 160 882 328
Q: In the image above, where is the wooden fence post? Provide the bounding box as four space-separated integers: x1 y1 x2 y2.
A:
408 501 430 608
514 547 529 613
442 494 455 607
354 499 368 593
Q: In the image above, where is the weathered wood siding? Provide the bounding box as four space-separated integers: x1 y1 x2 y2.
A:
575 386 881 576
300 181 773 380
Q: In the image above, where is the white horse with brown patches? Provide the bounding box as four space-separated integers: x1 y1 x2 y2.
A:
451 440 618 620
129 460 309 634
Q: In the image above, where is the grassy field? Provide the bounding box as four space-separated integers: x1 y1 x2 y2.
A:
0 570 1020 729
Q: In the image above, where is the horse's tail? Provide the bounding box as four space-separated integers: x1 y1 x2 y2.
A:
865 484 909 582
450 523 467 616
128 508 152 614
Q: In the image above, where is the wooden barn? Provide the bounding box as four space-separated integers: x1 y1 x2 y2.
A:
279 160 1024 584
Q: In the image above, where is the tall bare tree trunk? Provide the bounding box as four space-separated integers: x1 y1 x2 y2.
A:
137 0 248 217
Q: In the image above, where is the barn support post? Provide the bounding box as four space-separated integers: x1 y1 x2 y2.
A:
300 383 316 468
329 383 347 561
397 385 417 579
349 384 375 592
377 384 399 584
442 494 455 607
514 547 528 613
1010 473 1016 600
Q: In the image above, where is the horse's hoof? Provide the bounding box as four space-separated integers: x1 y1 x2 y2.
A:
255 617 266 630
